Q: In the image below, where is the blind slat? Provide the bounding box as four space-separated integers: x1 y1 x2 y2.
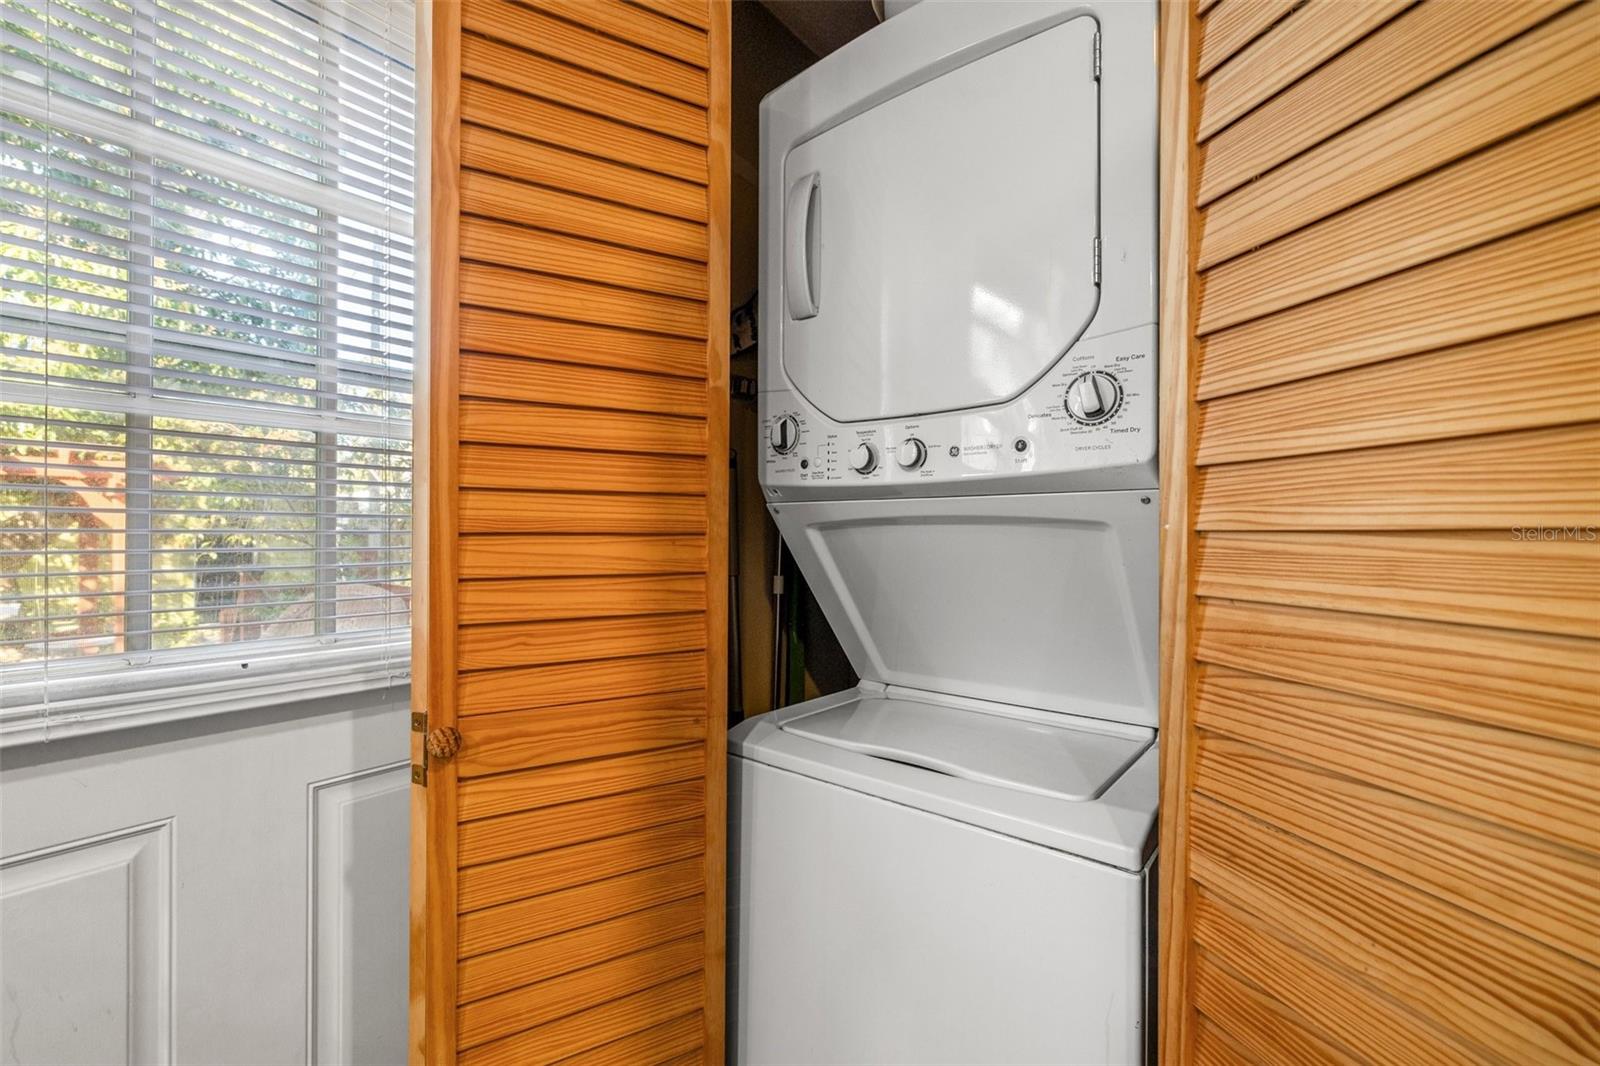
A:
1 0 415 671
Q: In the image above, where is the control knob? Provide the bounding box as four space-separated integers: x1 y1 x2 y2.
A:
1065 371 1122 424
896 437 926 470
849 442 878 474
769 414 800 454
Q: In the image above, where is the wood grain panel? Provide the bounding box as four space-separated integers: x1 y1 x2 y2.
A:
459 820 705 912
460 491 706 535
1154 8 1201 1060
457 612 707 671
1198 106 1600 332
1165 1 1600 1058
460 307 708 376
633 0 708 28
1193 1016 1264 1066
460 444 706 494
1196 0 1298 77
459 171 707 261
420 2 726 1054
1197 424 1600 531
1195 667 1600 853
458 573 705 625
1196 319 1600 464
456 651 705 718
1196 0 1572 204
1195 730 1600 958
459 781 705 869
1192 601 1600 747
460 80 705 184
460 216 708 300
1199 209 1600 398
460 32 706 145
1199 4 1600 267
458 399 705 455
551 1011 703 1066
458 934 702 1050
458 533 706 579
1195 530 1600 638
1192 893 1484 1065
459 745 705 822
699 11 732 1052
416 4 466 1059
1192 950 1355 1066
525 0 708 68
464 688 707 781
462 0 707 105
460 262 707 339
460 354 707 417
461 124 707 221
457 896 703 1005
458 973 702 1066
1196 0 1405 141
458 856 704 958
1190 797 1600 1064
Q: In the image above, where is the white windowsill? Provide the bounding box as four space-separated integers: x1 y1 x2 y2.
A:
0 640 411 748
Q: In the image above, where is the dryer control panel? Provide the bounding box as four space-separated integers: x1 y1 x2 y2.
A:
761 322 1156 501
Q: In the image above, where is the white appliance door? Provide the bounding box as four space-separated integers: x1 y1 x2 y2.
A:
730 757 1148 1065
780 15 1101 423
769 490 1159 727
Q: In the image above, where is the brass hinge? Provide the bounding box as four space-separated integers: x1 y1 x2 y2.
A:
1092 238 1102 285
1092 33 1101 81
412 711 427 784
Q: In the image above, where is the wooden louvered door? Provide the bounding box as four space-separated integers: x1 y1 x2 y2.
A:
412 1 729 1062
1158 1 1600 1063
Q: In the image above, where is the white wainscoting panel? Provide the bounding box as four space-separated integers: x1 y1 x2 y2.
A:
0 687 408 1066
0 821 174 1066
308 762 410 1066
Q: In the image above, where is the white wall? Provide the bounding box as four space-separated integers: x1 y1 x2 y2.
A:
0 687 410 1066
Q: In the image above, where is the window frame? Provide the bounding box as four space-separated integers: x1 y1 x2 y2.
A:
0 0 421 743
0 635 409 745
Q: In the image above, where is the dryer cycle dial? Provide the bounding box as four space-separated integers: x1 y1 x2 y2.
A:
769 414 800 454
1065 371 1123 424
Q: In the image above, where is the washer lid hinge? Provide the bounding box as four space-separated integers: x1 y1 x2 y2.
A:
1093 237 1102 285
1093 33 1102 80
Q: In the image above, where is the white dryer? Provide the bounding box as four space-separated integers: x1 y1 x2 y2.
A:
733 1 1159 1063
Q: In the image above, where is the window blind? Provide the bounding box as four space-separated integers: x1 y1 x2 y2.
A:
0 0 415 679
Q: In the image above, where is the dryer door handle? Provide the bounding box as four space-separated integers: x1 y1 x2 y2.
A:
785 171 821 320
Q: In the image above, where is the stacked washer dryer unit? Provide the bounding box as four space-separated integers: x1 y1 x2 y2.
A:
731 1 1159 1063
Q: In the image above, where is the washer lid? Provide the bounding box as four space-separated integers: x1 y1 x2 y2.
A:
779 14 1100 423
781 696 1149 802
730 685 1159 869
770 489 1159 728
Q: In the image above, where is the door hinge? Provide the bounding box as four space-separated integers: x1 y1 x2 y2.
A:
1093 237 1103 285
412 711 427 784
1093 33 1101 80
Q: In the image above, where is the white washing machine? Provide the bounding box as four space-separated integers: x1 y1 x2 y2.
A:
731 1 1159 1062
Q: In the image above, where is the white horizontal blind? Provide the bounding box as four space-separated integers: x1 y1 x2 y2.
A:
0 0 415 679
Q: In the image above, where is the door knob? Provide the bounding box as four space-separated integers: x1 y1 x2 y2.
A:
425 726 462 761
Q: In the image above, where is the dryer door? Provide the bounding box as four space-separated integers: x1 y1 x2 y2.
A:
780 15 1100 423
